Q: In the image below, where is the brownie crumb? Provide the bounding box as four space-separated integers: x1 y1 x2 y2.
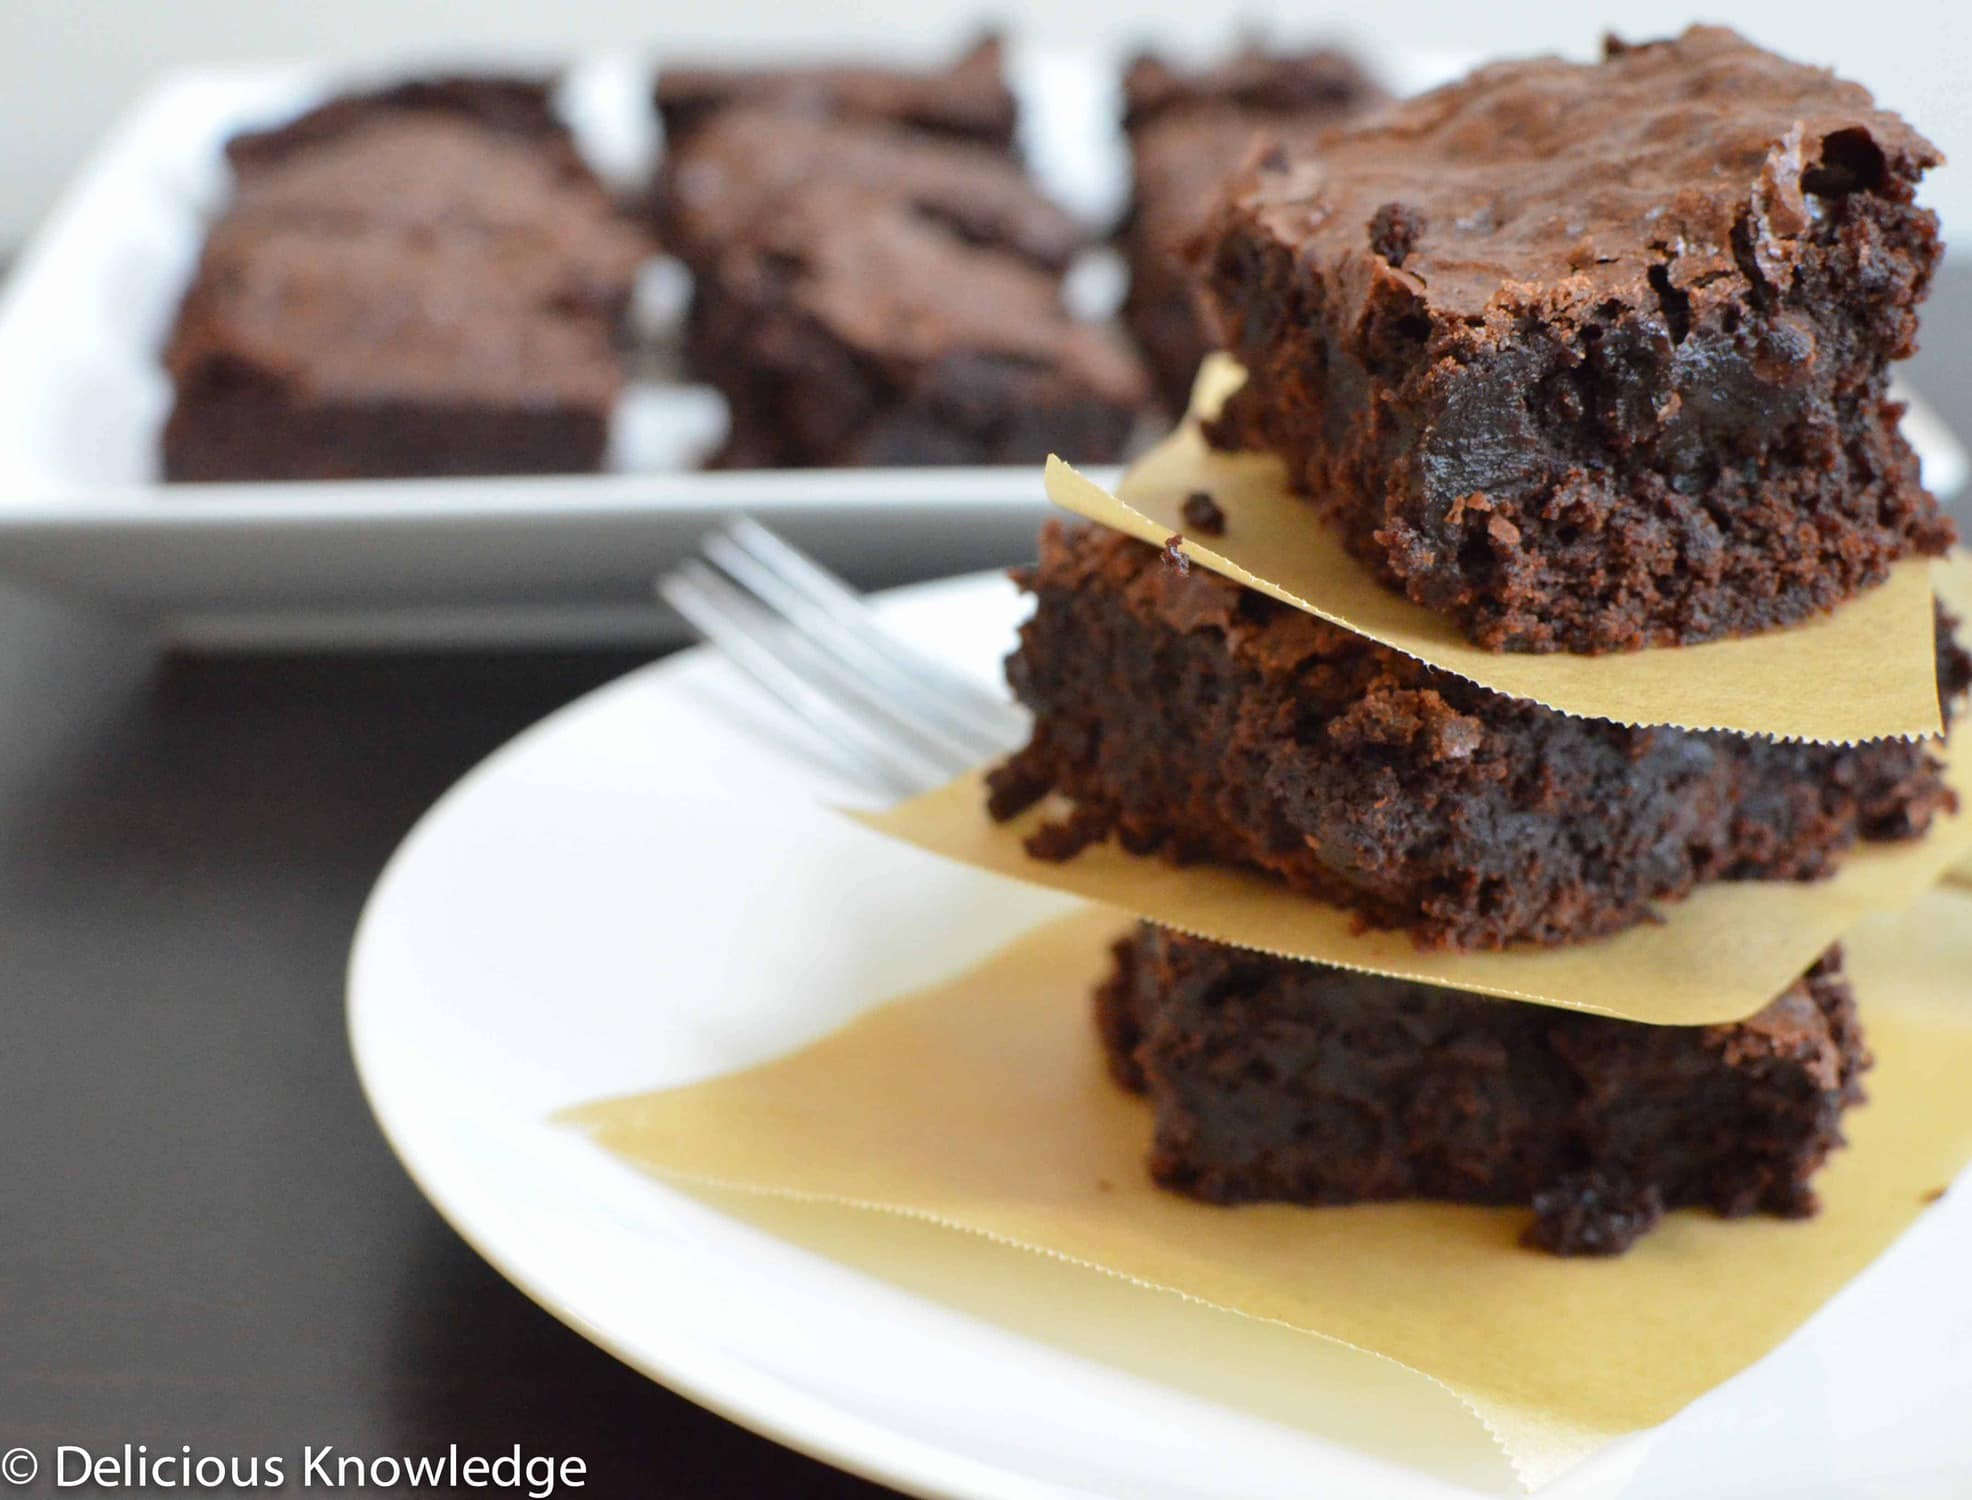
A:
1162 533 1191 574
1525 1171 1666 1256
983 754 1051 821
1327 686 1486 763
1179 490 1226 535
1366 201 1425 267
1022 803 1110 862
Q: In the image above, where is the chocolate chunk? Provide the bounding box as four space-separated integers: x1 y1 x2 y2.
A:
1366 201 1425 267
1179 490 1227 535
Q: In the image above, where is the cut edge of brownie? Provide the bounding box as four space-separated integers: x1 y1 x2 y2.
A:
986 522 1965 952
1096 923 1870 1254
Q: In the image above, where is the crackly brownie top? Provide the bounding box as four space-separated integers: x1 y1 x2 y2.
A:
662 107 1084 270
227 76 564 170
227 117 646 275
1221 25 1941 321
1122 45 1380 133
656 35 1015 148
167 222 621 404
723 187 1145 404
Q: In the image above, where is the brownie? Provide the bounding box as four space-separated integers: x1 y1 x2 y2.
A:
226 113 648 322
161 222 622 481
655 34 1017 152
987 524 1966 951
684 187 1146 468
163 76 648 482
1097 923 1870 1253
657 107 1086 274
1197 27 1954 652
1119 47 1382 411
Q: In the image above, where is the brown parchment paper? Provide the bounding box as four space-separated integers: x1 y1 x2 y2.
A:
1040 355 1950 743
846 727 1972 1025
566 887 1972 1493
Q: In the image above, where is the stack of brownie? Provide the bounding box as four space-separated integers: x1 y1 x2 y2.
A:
162 78 649 481
1117 45 1384 413
652 38 1148 467
989 29 1965 1253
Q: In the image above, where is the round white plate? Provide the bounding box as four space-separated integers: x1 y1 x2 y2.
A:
349 573 1972 1500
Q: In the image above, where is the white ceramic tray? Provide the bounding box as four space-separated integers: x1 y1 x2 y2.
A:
0 47 1958 647
0 52 1096 645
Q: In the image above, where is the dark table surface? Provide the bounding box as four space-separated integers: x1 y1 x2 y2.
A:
5 270 1972 1500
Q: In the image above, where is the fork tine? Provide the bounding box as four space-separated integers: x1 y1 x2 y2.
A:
700 533 1013 764
714 518 1027 748
661 559 989 787
658 564 951 799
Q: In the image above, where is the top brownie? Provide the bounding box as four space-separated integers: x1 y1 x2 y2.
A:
655 35 1016 152
1199 27 1954 653
1119 47 1382 411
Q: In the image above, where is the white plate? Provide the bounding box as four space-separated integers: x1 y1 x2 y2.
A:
348 571 1972 1500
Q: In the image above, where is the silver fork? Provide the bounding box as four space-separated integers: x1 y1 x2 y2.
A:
656 518 1029 800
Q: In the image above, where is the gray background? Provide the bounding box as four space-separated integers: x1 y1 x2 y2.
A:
2 0 1968 242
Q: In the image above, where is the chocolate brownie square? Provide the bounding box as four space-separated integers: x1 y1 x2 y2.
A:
162 75 648 481
987 524 1966 951
161 222 622 481
655 34 1016 152
1098 923 1870 1254
1119 46 1382 411
1198 27 1954 652
685 187 1145 468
